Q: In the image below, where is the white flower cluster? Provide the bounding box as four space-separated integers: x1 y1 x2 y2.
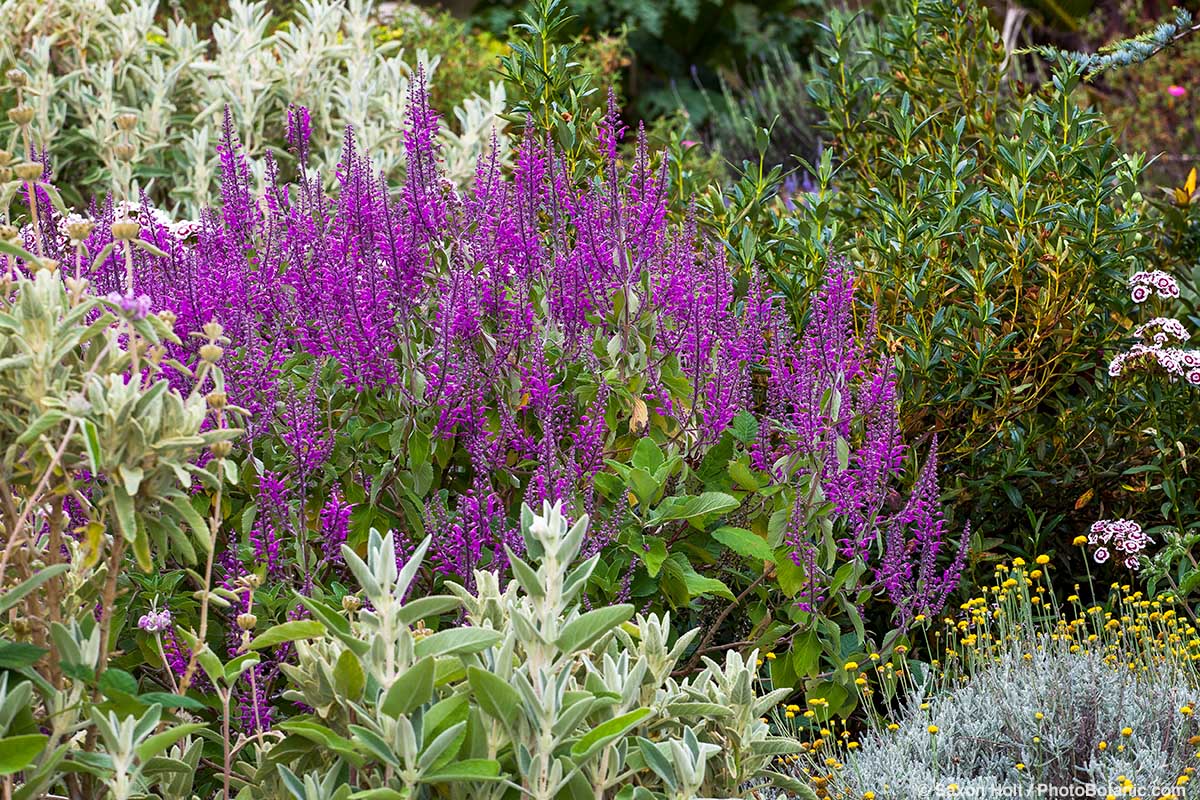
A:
1088 519 1152 570
1128 270 1180 303
1108 343 1200 385
1132 317 1190 346
1108 287 1200 385
56 203 201 243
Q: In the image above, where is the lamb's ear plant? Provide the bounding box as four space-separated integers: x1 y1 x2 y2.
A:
0 0 508 211
270 501 802 798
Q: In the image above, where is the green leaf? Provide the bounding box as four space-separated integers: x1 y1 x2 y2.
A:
15 409 66 445
413 627 501 659
381 656 435 717
98 668 138 698
0 640 48 669
652 492 739 525
555 605 634 654
663 554 736 601
641 537 668 578
111 484 137 542
0 239 40 265
790 630 821 678
134 724 206 762
421 759 503 783
169 496 212 554
138 692 207 712
0 734 48 775
712 526 773 561
333 650 365 702
571 708 652 760
81 419 101 473
349 790 408 800
636 738 674 785
223 653 261 683
727 460 760 491
396 595 461 627
348 725 399 768
278 721 364 766
664 702 733 718
773 549 805 597
0 565 69 615
246 620 326 650
118 464 144 497
631 438 665 473
731 410 759 444
468 667 523 731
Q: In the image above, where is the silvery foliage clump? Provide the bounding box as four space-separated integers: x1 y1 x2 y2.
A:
275 501 803 800
0 0 507 213
0 253 234 798
813 638 1197 798
1028 7 1197 77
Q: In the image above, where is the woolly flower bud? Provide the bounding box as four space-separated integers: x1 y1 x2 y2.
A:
342 595 362 613
206 390 228 409
236 613 258 631
5 69 26 87
113 143 136 163
209 440 232 458
157 309 177 327
13 161 41 181
199 343 224 363
0 224 18 241
66 220 95 242
115 112 139 131
202 321 224 341
35 258 59 274
0 150 12 166
110 220 141 240
7 106 34 127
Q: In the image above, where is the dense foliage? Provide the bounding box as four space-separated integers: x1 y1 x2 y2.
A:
1 0 1199 797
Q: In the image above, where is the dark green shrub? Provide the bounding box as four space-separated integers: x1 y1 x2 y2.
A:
790 0 1157 562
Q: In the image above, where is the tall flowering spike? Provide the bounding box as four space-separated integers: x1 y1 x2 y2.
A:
279 379 332 480
250 471 289 576
402 64 449 242
286 104 312 168
876 437 967 626
320 490 353 565
216 107 261 245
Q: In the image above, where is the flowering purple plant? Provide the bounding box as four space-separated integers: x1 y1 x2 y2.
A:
21 76 966 714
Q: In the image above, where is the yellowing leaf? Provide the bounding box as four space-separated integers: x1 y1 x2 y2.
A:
630 397 648 433
1074 488 1094 510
